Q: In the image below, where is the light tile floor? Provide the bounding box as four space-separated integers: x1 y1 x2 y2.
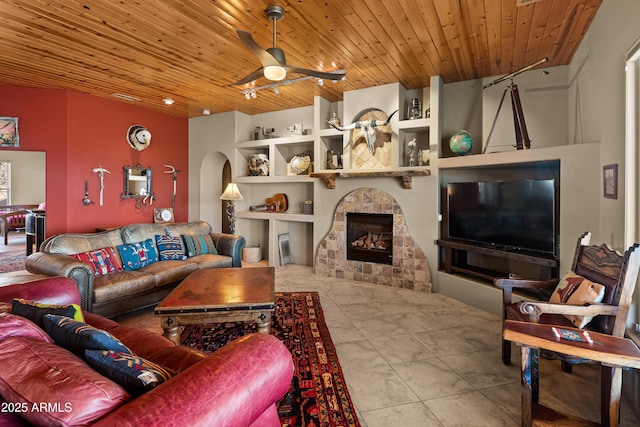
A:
118 265 640 427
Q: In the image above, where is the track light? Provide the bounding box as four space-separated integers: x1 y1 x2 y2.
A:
317 79 324 86
273 86 280 94
251 91 257 99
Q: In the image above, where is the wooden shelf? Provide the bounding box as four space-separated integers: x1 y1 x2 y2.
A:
310 169 431 189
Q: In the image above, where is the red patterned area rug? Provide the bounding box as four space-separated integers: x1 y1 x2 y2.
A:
0 250 26 273
181 291 361 427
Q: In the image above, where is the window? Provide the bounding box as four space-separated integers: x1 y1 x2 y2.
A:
0 161 9 206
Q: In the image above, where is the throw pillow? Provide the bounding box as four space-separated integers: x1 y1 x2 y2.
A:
0 312 54 343
72 247 124 277
117 238 158 270
11 298 84 329
549 271 606 328
155 234 186 260
182 234 218 257
85 349 177 395
42 314 131 356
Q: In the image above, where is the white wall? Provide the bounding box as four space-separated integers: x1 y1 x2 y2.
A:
0 150 46 205
569 0 640 252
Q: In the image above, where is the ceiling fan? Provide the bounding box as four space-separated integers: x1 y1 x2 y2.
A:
232 5 346 86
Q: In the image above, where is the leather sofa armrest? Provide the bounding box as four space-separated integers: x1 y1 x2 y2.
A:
211 233 246 267
25 252 95 311
0 276 81 306
92 333 294 427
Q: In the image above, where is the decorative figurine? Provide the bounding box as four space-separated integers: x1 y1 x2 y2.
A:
407 138 417 166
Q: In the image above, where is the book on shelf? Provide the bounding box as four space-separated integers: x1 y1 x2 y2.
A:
552 327 593 344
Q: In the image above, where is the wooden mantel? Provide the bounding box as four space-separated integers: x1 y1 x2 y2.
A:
310 169 431 189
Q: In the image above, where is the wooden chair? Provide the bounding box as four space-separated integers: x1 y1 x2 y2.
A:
0 204 42 245
494 232 640 424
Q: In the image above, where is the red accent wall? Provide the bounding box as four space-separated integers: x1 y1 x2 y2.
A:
0 86 188 235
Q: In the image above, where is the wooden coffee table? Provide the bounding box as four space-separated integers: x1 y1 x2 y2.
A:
154 267 275 345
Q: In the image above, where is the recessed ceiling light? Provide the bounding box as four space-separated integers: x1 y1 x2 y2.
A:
163 98 175 105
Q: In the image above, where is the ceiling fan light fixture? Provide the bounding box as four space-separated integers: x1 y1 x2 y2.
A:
264 65 286 81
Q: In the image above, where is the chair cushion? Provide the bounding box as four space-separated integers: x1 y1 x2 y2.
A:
155 235 187 260
0 337 129 426
182 234 218 256
42 314 132 356
117 239 158 270
549 271 606 328
11 298 84 329
72 247 124 277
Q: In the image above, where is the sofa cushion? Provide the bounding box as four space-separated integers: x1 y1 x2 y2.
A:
0 337 129 426
11 298 84 329
41 228 124 255
186 253 233 269
120 223 167 245
85 350 177 395
165 220 212 237
72 246 124 277
550 271 606 328
117 239 158 270
155 235 187 260
0 312 53 344
42 314 132 356
93 271 156 303
182 234 218 256
138 260 197 287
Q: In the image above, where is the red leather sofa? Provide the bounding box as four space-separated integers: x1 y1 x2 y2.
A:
0 276 294 426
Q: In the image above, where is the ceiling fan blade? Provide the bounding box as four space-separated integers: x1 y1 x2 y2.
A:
285 66 346 81
237 30 281 68
231 67 265 86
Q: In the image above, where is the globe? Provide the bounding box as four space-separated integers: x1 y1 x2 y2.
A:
449 130 473 155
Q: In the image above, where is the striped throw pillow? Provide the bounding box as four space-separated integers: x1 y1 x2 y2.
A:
182 234 218 257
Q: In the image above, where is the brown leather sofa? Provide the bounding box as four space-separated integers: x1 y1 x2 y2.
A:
24 221 246 317
0 276 293 427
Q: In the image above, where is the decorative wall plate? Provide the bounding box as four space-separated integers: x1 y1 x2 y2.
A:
154 208 174 223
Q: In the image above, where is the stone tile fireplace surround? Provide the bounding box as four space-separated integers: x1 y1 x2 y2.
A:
314 188 432 292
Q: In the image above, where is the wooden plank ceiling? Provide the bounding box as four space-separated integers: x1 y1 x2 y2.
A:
0 0 601 118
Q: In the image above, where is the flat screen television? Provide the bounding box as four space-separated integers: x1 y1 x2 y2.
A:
447 178 557 257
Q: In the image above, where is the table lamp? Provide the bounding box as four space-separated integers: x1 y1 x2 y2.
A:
219 183 243 234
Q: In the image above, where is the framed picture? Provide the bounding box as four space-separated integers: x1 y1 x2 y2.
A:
0 117 19 147
278 233 293 265
153 207 175 223
603 164 618 199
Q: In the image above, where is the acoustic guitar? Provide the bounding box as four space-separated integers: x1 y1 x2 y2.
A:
250 193 289 213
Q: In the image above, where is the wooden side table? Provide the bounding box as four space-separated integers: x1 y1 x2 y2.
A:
504 320 640 427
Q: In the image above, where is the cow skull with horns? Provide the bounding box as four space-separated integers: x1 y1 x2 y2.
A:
327 109 398 153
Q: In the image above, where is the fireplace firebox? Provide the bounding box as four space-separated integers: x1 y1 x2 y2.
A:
346 213 393 265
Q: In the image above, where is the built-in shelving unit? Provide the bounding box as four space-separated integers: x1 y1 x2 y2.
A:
234 76 442 266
